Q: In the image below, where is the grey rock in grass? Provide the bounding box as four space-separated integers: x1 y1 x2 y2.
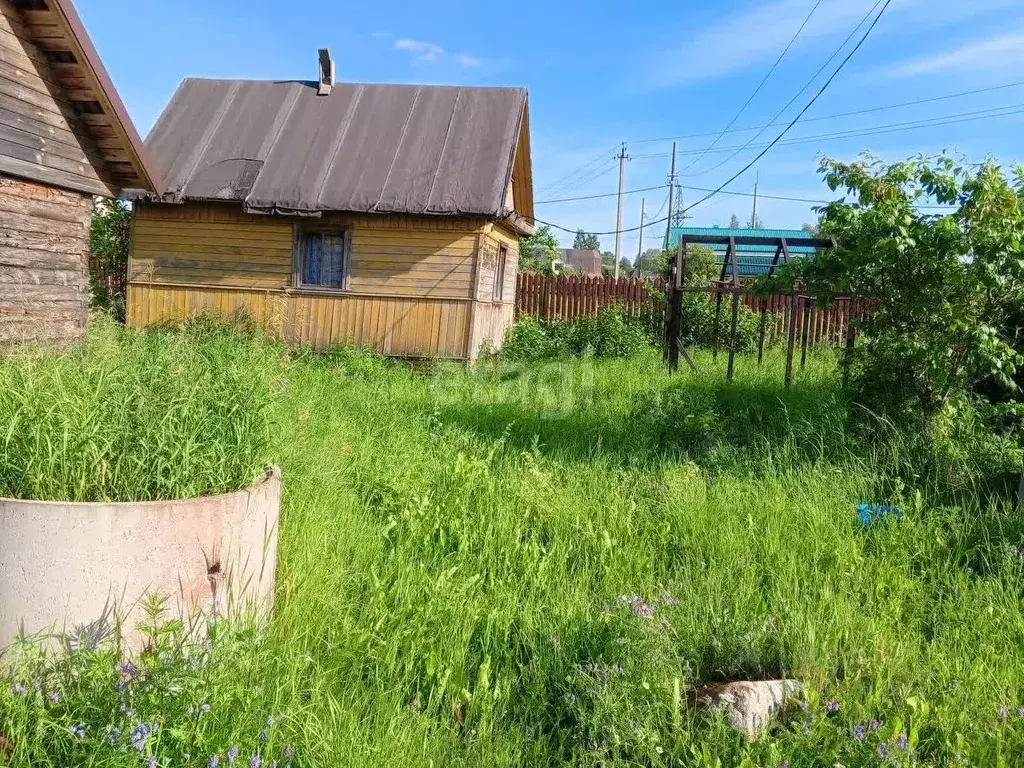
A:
688 679 802 739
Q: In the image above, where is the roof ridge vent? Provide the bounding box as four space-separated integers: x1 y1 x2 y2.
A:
318 48 335 96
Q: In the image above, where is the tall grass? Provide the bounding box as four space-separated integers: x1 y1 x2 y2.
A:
2 334 1024 766
0 316 281 501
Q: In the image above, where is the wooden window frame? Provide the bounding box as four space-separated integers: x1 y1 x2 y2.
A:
493 243 508 302
292 224 352 292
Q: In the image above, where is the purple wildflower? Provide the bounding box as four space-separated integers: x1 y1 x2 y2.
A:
283 746 293 759
228 746 239 763
48 690 61 703
209 757 220 768
999 704 1010 720
11 683 26 695
148 757 157 768
853 723 867 741
870 719 883 730
662 616 672 629
67 724 85 739
266 715 274 728
660 593 681 607
895 732 909 750
780 762 789 768
1017 705 1024 718
200 703 211 713
260 730 269 743
825 698 840 714
877 742 889 759
105 725 122 745
250 757 261 768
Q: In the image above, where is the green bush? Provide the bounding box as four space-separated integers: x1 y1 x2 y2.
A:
0 315 282 502
681 293 765 352
502 305 654 361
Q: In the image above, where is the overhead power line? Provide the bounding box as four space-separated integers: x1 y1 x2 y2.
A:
678 0 894 214
538 147 617 196
533 0 895 237
679 0 825 174
627 80 1024 145
628 103 1024 161
686 0 887 178
536 183 668 205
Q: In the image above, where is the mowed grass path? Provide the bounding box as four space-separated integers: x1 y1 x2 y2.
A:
266 348 1024 766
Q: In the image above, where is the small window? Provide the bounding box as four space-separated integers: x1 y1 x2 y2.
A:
296 228 350 290
493 244 508 301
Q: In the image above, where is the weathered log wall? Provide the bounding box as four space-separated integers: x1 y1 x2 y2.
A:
0 173 91 346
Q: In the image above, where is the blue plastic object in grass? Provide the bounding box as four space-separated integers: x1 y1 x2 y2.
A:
857 503 903 527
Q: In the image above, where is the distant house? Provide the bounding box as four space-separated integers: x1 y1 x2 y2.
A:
557 248 602 276
0 0 161 346
665 227 817 278
127 52 534 361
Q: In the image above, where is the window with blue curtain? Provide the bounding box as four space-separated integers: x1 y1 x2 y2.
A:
300 230 348 289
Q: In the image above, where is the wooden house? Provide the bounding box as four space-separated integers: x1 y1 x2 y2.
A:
128 52 534 360
0 0 161 346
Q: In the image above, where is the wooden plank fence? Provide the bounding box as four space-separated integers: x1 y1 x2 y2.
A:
516 272 868 348
516 273 663 321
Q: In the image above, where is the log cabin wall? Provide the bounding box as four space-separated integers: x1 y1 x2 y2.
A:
0 0 118 196
127 202 516 360
0 174 91 346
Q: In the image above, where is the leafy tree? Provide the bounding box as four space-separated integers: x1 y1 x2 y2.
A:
634 248 668 276
764 154 1024 422
519 225 560 273
89 198 132 319
747 214 764 229
729 213 741 229
573 230 601 250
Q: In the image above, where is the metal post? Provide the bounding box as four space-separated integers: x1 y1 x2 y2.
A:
800 293 812 368
785 290 798 388
843 297 857 387
727 290 740 381
666 238 684 373
757 297 768 365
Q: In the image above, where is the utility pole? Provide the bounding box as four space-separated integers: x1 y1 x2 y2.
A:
664 141 677 252
614 142 628 279
636 197 645 269
751 169 759 229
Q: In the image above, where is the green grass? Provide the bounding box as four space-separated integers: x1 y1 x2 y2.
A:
0 316 280 502
3 326 1024 767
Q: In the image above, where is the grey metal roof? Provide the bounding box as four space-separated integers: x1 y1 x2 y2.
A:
142 78 528 217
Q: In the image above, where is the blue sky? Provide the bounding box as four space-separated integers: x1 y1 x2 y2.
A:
78 0 1024 258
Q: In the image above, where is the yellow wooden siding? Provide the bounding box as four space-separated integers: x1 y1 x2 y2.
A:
127 283 471 358
131 203 480 298
131 216 293 288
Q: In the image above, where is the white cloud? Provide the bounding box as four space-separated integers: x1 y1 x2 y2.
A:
395 38 445 63
391 38 488 69
648 0 1021 89
650 0 879 88
887 31 1024 77
456 53 482 69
